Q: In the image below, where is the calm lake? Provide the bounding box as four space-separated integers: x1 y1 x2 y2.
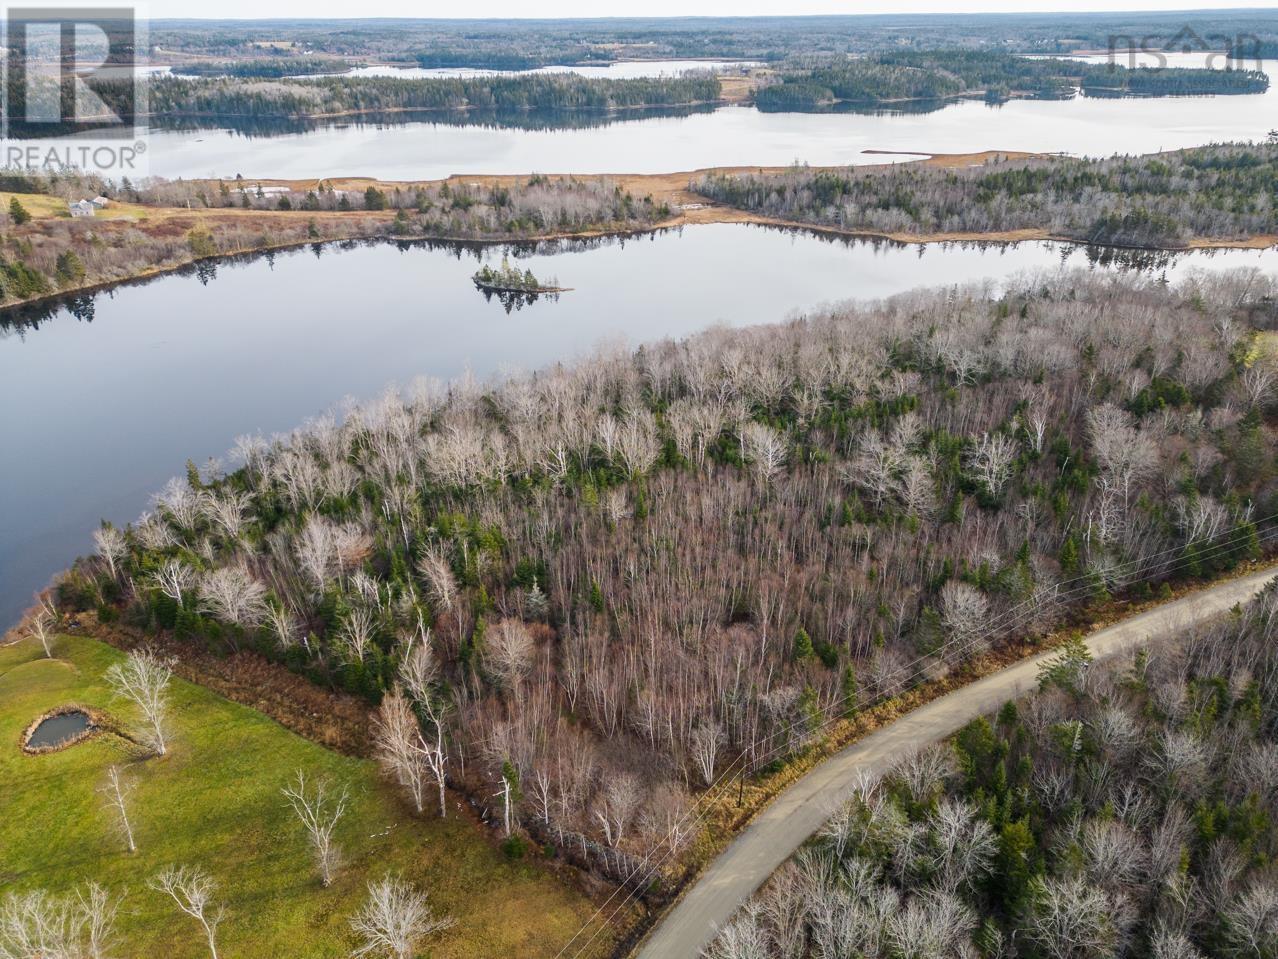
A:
2 223 1275 626
139 54 1277 180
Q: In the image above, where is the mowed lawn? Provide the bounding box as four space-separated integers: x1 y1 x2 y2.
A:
0 634 602 958
0 191 153 221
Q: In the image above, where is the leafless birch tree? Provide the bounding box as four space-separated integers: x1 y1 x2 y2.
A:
350 877 454 959
282 770 349 887
99 764 137 853
373 688 430 815
149 865 223 959
105 648 174 757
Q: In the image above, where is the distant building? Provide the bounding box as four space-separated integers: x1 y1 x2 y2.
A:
68 199 95 218
90 196 110 208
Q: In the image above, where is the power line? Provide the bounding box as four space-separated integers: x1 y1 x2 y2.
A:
554 515 1277 959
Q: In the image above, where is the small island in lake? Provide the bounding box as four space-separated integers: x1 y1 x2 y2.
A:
472 257 569 295
472 257 570 312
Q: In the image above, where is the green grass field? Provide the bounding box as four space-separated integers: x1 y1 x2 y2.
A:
0 634 602 958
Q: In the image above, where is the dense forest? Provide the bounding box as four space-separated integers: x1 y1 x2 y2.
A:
414 48 616 71
708 585 1278 959
756 51 1268 110
136 72 722 120
0 175 667 307
114 51 1268 130
60 268 1278 889
170 57 352 78
145 12 1278 65
696 143 1278 247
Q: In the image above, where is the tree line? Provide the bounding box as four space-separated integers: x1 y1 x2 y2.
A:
55 266 1278 890
696 143 1278 247
171 57 353 78
708 584 1278 959
133 72 722 120
144 13 1278 68
755 50 1269 110
0 174 667 308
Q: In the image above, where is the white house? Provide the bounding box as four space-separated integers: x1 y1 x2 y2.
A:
68 199 95 218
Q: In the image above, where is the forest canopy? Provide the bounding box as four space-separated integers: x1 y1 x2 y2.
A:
696 142 1278 247
707 584 1278 959
755 51 1269 110
137 72 723 120
64 267 1278 889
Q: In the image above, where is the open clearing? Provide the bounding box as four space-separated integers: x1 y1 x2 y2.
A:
0 634 603 958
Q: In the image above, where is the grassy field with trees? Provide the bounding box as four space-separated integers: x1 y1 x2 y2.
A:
706 584 1278 959
0 631 603 958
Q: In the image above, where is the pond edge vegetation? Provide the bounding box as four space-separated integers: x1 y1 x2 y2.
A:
19 703 108 755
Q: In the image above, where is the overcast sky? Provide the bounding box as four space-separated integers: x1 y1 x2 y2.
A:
145 1 1278 22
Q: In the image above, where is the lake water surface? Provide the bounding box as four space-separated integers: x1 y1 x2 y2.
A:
140 56 1276 180
2 223 1274 626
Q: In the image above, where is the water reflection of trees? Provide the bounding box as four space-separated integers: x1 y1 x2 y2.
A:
755 97 955 117
477 287 561 314
0 225 1262 337
146 103 718 138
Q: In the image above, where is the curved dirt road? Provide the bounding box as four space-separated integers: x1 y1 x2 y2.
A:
634 566 1278 959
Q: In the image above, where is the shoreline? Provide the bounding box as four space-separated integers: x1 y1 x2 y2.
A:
7 215 1271 319
3 152 1275 317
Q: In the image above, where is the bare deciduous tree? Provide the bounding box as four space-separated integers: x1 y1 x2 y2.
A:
99 764 137 853
149 865 224 959
965 432 1017 500
198 566 269 629
105 648 173 757
1223 882 1278 959
594 772 642 848
941 581 990 654
350 876 455 959
401 641 449 818
0 883 119 959
27 607 55 658
690 719 725 786
150 558 197 607
282 770 349 887
484 619 533 694
416 545 457 614
373 687 430 815
337 607 377 663
93 525 127 582
741 422 787 484
1023 876 1114 959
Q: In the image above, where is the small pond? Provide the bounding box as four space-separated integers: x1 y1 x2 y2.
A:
26 711 91 750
